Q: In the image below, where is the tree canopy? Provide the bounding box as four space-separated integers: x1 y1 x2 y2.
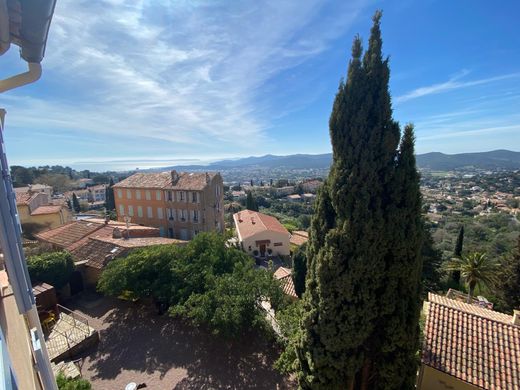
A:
27 251 75 289
98 233 283 336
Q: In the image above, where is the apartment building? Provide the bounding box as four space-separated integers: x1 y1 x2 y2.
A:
113 170 224 240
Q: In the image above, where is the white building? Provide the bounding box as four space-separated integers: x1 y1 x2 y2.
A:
233 210 290 257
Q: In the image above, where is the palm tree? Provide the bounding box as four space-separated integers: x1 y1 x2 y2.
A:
445 252 499 303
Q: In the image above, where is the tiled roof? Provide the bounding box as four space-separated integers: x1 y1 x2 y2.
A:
30 205 63 216
36 221 105 249
422 293 520 390
92 236 186 248
290 231 309 246
113 170 217 190
15 191 35 205
233 210 289 240
274 267 298 299
71 239 127 269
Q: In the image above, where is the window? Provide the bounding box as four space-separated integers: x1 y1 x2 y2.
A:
192 192 198 203
147 206 153 218
168 228 174 238
117 189 122 198
274 242 283 247
180 209 187 221
126 189 132 199
180 228 189 240
157 207 163 219
156 190 162 201
137 206 143 217
193 230 199 237
167 208 175 220
145 190 151 200
128 205 134 217
167 191 173 201
136 190 141 200
119 204 125 216
192 210 199 223
179 191 185 201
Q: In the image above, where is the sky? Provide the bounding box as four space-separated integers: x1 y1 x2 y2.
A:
1 0 519 171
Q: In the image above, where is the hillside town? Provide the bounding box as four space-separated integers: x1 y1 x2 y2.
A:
1 3 519 390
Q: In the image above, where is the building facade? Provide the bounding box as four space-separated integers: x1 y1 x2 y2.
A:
114 170 224 240
16 191 71 231
233 210 291 257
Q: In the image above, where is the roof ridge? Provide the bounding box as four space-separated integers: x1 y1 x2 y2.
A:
428 293 514 326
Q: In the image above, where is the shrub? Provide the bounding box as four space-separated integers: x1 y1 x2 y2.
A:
27 251 75 289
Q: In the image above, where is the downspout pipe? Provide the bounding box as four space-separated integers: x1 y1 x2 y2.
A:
0 62 42 93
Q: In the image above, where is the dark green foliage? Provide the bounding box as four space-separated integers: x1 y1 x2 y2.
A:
56 373 92 390
27 251 75 289
296 11 423 389
105 178 115 210
495 235 520 310
452 225 464 284
275 300 303 374
98 233 282 336
246 191 259 211
421 223 443 293
292 243 307 298
72 193 81 213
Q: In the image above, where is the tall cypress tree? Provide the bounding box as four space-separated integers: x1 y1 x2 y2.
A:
452 225 464 284
246 191 258 211
105 178 116 211
72 193 81 213
296 12 422 389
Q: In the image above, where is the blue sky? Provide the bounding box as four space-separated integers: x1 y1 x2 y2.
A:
1 0 519 171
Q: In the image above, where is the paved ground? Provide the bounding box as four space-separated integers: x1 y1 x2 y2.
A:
65 292 294 389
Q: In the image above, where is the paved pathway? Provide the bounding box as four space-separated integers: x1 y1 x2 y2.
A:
66 293 294 389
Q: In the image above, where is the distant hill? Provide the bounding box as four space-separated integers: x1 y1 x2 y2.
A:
160 150 520 172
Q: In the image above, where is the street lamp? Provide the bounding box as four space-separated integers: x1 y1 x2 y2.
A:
0 1 58 389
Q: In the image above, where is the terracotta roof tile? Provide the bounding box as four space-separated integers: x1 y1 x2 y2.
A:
233 210 289 240
92 236 187 248
15 191 36 205
30 205 63 216
71 239 127 269
422 293 520 390
290 231 308 246
36 221 105 249
113 171 218 190
274 267 298 299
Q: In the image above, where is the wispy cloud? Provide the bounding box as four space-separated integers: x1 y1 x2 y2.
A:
395 71 520 104
3 0 366 158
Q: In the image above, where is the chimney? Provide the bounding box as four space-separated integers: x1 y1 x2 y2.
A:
171 170 179 184
205 172 210 184
112 227 122 239
251 217 255 225
514 310 520 326
237 212 242 223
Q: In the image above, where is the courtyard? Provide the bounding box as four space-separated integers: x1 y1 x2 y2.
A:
65 293 293 389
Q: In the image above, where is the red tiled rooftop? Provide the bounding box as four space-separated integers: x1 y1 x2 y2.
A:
422 293 520 390
92 236 186 248
15 191 36 205
30 205 63 216
273 267 297 299
233 210 289 240
36 220 105 249
290 231 308 246
113 170 218 190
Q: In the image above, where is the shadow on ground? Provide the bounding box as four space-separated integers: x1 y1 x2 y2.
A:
71 295 292 389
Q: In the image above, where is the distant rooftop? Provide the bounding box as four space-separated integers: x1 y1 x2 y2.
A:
113 170 218 190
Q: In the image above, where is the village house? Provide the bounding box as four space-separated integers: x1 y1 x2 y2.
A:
13 183 53 198
273 267 298 300
418 292 519 390
233 210 290 257
113 170 224 240
290 230 309 247
16 190 71 232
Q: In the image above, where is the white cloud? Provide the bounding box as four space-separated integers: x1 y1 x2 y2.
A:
5 0 366 155
395 71 520 104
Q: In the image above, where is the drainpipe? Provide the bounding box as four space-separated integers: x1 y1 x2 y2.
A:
0 62 42 93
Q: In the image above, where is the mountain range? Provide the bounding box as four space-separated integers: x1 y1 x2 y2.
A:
163 150 520 172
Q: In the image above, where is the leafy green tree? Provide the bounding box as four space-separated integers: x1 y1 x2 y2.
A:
452 225 464 284
246 191 258 211
296 12 422 389
56 373 92 390
27 252 75 289
35 173 72 193
275 300 303 374
292 243 307 298
98 233 282 336
445 252 499 302
72 193 81 213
